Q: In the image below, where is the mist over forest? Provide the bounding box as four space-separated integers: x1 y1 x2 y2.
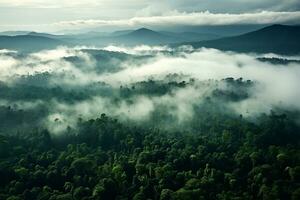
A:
0 43 299 200
0 45 299 133
0 1 300 199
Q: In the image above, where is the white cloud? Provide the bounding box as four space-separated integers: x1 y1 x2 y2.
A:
102 45 173 55
54 11 300 29
1 0 299 32
1 45 300 132
99 47 300 114
0 0 146 8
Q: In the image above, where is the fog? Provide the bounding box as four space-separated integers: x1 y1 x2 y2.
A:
0 45 299 134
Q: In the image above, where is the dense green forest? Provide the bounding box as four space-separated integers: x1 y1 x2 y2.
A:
0 47 299 200
0 77 299 200
0 108 299 200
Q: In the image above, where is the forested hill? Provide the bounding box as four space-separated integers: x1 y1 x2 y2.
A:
184 25 300 55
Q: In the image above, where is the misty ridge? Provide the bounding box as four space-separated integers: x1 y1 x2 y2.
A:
1 24 300 54
0 8 300 199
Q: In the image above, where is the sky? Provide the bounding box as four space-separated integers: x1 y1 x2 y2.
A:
0 0 299 32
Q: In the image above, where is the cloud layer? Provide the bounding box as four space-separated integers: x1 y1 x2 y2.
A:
1 0 299 12
1 46 300 134
0 0 300 32
53 11 300 29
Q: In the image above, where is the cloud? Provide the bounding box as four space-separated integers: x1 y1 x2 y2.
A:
102 45 173 55
99 47 300 114
1 0 299 32
54 11 300 29
0 47 102 85
0 49 17 54
0 0 109 8
2 0 299 12
1 45 300 134
0 0 147 9
161 0 300 13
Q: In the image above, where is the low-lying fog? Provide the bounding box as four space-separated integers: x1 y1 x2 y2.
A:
0 45 299 134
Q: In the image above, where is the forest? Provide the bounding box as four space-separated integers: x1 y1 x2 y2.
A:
0 46 299 200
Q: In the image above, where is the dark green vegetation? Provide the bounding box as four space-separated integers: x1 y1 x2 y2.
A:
0 73 300 200
257 57 300 65
0 106 299 200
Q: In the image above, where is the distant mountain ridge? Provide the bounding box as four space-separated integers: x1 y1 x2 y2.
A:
0 25 299 54
0 28 220 49
0 35 66 52
72 28 220 46
112 28 172 45
0 31 31 36
161 31 220 42
185 24 300 54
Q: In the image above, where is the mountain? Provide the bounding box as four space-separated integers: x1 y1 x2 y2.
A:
161 31 220 42
114 28 173 45
0 31 31 36
114 28 221 45
185 25 300 54
4 25 297 53
0 35 67 52
110 30 134 36
75 28 220 46
175 24 266 36
72 28 173 46
0 28 176 50
27 31 63 38
0 28 221 49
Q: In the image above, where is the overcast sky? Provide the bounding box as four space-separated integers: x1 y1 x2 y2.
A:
0 0 299 32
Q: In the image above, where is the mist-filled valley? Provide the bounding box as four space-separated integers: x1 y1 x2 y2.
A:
0 43 299 200
1 46 300 134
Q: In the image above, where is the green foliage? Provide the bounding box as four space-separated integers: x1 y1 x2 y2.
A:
0 77 299 199
0 112 298 200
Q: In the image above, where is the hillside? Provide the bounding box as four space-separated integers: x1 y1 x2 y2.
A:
161 31 220 42
186 25 300 54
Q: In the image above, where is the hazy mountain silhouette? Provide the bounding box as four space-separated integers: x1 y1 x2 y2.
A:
74 28 220 46
1 25 299 54
0 35 66 52
110 30 134 36
113 28 173 45
0 31 31 36
166 31 219 41
26 32 63 38
185 24 300 54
